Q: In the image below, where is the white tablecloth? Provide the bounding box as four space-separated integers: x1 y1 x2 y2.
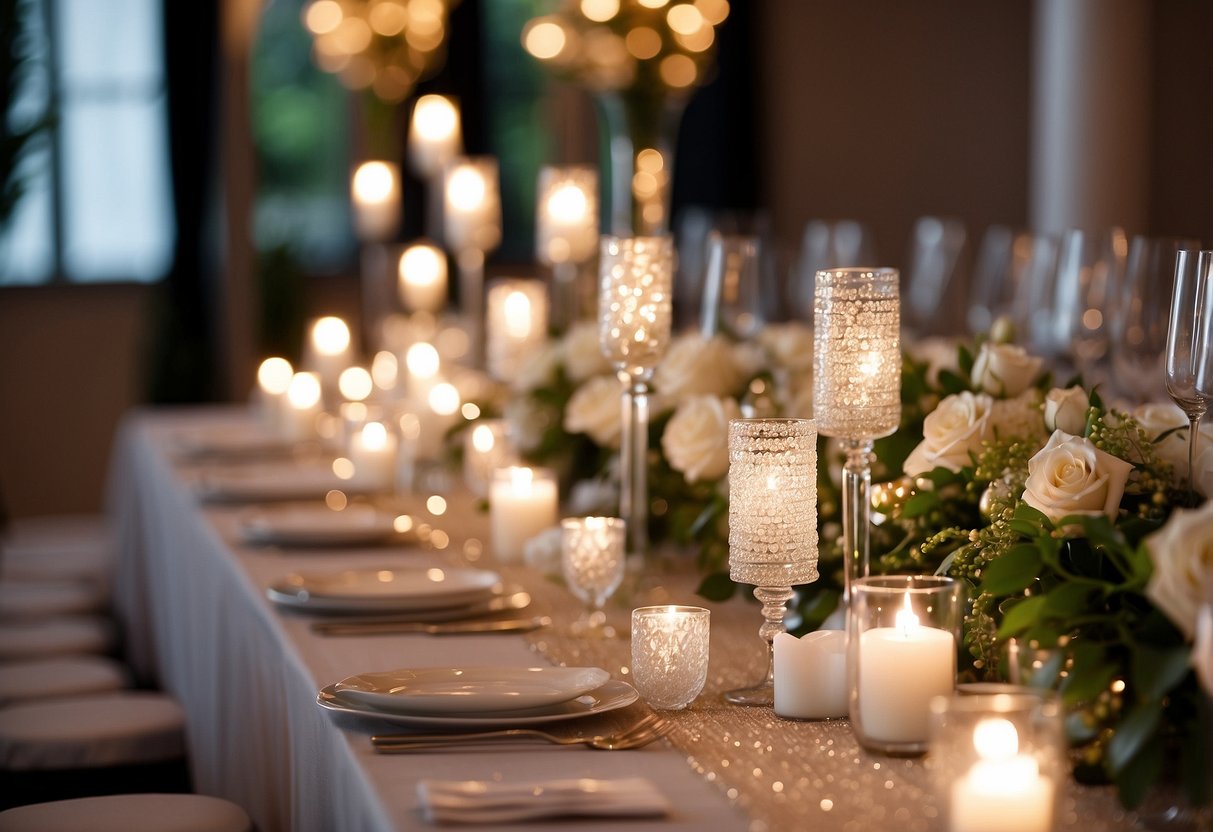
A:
107 409 749 832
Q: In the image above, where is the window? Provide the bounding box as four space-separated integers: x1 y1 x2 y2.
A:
2 0 174 285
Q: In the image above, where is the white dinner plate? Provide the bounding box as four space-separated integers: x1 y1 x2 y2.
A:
174 424 298 460
239 504 398 547
332 667 612 715
266 566 502 614
195 463 369 503
316 679 638 728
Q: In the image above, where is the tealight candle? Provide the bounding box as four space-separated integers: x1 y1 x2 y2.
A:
443 157 501 255
463 420 516 498
485 279 548 385
351 161 401 242
489 467 558 563
255 357 293 432
408 94 461 180
849 576 962 754
951 720 1054 832
630 605 710 710
282 372 322 442
397 241 448 314
773 630 848 720
348 420 398 491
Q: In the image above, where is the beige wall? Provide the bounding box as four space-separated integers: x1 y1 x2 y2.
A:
0 285 150 518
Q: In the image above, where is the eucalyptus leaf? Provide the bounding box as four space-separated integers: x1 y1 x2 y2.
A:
1131 646 1192 701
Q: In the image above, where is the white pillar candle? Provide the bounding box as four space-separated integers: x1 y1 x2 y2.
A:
536 165 598 266
950 719 1055 832
255 357 293 432
348 420 398 491
397 242 448 314
464 420 515 499
282 372 322 442
773 630 848 720
404 341 441 405
486 279 548 385
856 593 955 745
443 157 501 255
306 316 353 398
408 94 462 179
489 467 558 563
351 161 401 242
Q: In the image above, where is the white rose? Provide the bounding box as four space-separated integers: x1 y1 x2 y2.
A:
1196 604 1213 697
1132 402 1213 487
732 341 767 381
1044 386 1089 435
906 336 961 386
971 342 1043 397
1021 430 1134 525
759 323 814 374
661 396 740 483
503 397 549 454
564 375 622 448
511 341 561 393
562 321 611 383
653 334 742 402
1144 501 1213 641
903 392 994 477
989 389 1047 441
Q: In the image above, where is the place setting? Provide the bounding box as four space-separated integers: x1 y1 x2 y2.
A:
235 502 402 549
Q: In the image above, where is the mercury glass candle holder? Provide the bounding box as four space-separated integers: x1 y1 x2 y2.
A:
598 235 674 564
813 267 901 602
486 279 549 385
630 605 710 710
849 576 962 755
537 165 599 330
725 418 819 706
928 691 1066 832
561 517 626 638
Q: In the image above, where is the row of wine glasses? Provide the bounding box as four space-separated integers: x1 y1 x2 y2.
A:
1166 248 1213 503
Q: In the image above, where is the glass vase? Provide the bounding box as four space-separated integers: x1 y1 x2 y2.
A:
595 90 687 236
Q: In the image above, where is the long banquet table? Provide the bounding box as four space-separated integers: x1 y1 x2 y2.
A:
107 408 1139 832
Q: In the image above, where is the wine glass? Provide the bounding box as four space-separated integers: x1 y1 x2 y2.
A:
1177 250 1213 501
1057 227 1127 388
561 517 626 638
903 216 967 338
1112 237 1198 403
700 232 763 339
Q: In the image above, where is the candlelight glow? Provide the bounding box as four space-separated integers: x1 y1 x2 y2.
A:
412 95 458 142
510 467 535 496
287 372 322 409
311 316 351 356
304 0 342 34
359 421 389 451
503 290 533 339
471 423 496 453
371 351 398 389
446 165 486 211
405 342 440 379
667 3 704 35
428 382 460 415
546 183 588 221
973 717 1019 760
257 357 294 395
351 162 396 204
399 243 445 286
338 367 373 401
580 0 619 22
895 592 920 636
524 20 567 60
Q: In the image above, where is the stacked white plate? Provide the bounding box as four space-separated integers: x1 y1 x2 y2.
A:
317 666 638 728
239 504 398 547
266 566 504 615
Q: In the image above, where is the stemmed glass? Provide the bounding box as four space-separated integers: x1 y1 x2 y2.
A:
561 517 626 638
1058 228 1127 387
1175 250 1213 501
700 232 763 340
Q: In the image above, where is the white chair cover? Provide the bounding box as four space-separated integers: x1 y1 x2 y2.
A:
0 794 252 832
0 656 129 706
0 617 116 662
0 582 106 619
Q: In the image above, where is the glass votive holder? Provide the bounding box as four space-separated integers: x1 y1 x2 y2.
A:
928 690 1066 832
489 467 558 564
848 575 963 755
463 419 516 499
630 605 710 710
561 517 626 637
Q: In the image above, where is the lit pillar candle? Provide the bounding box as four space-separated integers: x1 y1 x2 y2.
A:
348 420 398 491
282 372 322 442
351 161 401 242
489 466 558 563
773 631 848 720
255 357 294 431
408 94 462 180
306 316 353 399
397 241 448 314
416 381 461 462
950 719 1055 832
856 591 955 746
536 165 598 267
464 419 515 499
404 341 441 405
486 279 548 385
443 157 501 255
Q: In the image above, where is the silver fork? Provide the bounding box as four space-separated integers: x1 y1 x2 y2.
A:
371 713 671 752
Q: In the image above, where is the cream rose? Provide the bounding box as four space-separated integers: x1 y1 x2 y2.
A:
903 392 994 476
562 321 611 383
653 334 742 401
511 341 561 393
971 342 1043 397
906 336 961 386
503 397 548 454
661 395 740 483
759 323 814 374
1044 386 1089 435
1021 430 1134 524
1133 402 1213 487
1144 501 1213 641
988 389 1047 441
564 375 622 448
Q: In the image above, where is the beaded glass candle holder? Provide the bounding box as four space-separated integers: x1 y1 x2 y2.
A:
631 605 710 710
725 418 819 706
486 279 548 385
561 517 626 637
812 267 900 601
598 235 674 563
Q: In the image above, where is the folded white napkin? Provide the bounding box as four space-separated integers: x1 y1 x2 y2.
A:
416 777 670 825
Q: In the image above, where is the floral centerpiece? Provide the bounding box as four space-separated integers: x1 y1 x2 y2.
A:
496 318 1213 809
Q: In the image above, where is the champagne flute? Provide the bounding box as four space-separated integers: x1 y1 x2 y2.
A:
700 232 763 339
1165 250 1209 501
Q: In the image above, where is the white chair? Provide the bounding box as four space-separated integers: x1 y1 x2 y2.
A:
0 657 129 707
0 617 116 663
0 516 113 585
0 582 107 619
0 794 252 832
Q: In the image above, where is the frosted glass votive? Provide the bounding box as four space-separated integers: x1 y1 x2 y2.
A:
630 605 710 710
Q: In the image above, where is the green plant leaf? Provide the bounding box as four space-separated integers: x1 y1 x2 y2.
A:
1106 699 1164 775
937 369 969 395
1113 733 1163 809
1131 646 1192 701
996 595 1047 638
696 572 737 602
901 491 940 520
1062 661 1116 707
980 544 1042 595
1043 582 1093 616
1182 701 1213 807
958 343 975 376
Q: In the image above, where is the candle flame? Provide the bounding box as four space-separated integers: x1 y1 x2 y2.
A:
352 161 396 204
894 592 919 637
503 290 533 338
311 316 351 355
973 717 1019 760
257 357 293 395
412 95 459 142
428 382 460 416
287 372 322 409
338 366 373 401
509 466 534 497
547 182 588 222
359 421 389 451
472 423 496 453
447 165 487 211
399 243 446 287
405 342 440 379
